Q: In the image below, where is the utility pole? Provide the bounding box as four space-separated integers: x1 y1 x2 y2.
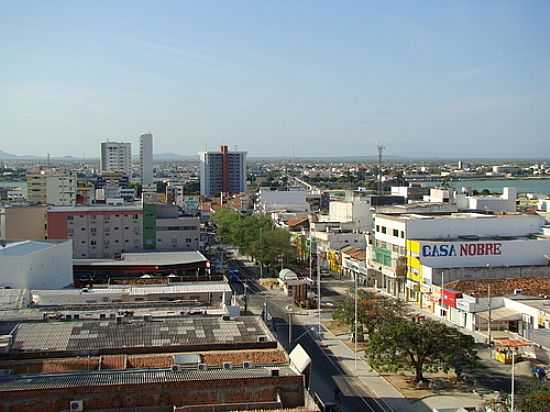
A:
309 235 312 280
259 227 263 278
487 283 492 345
376 144 385 195
511 349 515 412
317 245 321 337
288 312 293 350
354 272 358 369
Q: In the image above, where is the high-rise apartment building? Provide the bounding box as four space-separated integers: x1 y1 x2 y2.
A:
100 141 131 176
139 133 153 186
26 167 77 206
199 145 247 197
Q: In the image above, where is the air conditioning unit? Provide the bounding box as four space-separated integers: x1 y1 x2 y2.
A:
223 362 232 369
243 361 253 369
270 368 280 377
198 363 208 370
69 400 84 412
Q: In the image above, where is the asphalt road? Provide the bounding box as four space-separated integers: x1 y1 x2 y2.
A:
219 246 389 411
266 299 389 412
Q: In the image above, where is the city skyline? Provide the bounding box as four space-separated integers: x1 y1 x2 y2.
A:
2 1 550 158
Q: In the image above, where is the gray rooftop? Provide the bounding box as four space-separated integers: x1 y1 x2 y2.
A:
0 366 295 392
74 251 208 266
9 316 273 355
0 240 68 257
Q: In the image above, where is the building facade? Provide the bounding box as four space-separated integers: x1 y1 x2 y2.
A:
139 133 153 186
199 145 247 197
0 240 73 289
143 204 200 251
0 205 48 241
26 167 77 206
100 141 132 176
47 204 144 258
370 212 548 299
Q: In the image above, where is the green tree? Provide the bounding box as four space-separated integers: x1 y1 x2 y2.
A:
365 318 477 383
518 381 550 412
333 290 406 342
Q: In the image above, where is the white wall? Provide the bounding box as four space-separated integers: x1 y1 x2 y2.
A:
416 238 550 268
405 214 544 240
0 240 73 289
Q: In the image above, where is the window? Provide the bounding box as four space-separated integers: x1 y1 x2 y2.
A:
67 216 74 221
90 240 96 245
381 226 387 234
400 231 405 238
81 227 86 231
393 229 399 237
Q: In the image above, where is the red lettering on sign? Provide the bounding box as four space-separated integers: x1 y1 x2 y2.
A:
468 244 476 256
477 244 485 255
494 243 502 255
460 244 468 256
486 243 493 255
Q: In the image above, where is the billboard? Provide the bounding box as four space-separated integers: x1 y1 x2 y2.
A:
408 239 550 268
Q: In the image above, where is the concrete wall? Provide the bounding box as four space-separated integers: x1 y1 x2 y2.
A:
156 216 200 251
0 240 73 289
0 375 305 412
405 214 544 240
0 206 47 241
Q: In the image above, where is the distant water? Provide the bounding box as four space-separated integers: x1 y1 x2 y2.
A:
424 178 550 194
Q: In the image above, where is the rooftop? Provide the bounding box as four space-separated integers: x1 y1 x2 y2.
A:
377 211 531 222
0 365 296 392
0 240 68 257
7 316 274 356
49 203 143 212
32 281 232 299
447 277 550 298
74 251 208 267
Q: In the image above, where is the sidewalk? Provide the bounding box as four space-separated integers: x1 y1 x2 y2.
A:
296 310 486 412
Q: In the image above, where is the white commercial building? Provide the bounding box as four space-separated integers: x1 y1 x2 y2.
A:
100 141 132 176
371 212 548 297
255 189 309 213
457 187 517 213
139 133 153 186
328 197 371 232
26 167 77 206
0 240 73 289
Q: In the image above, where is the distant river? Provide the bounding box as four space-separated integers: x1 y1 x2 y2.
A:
422 178 550 194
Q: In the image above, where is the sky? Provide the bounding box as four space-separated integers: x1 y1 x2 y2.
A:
1 0 550 158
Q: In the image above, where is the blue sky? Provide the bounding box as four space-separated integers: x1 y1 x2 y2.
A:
1 1 549 158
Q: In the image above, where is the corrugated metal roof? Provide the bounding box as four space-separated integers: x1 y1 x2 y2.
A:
0 366 295 392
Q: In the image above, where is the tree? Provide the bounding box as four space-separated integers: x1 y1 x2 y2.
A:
365 318 477 383
518 381 550 412
333 290 406 342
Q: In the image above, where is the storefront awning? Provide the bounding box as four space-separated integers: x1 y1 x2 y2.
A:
477 307 523 322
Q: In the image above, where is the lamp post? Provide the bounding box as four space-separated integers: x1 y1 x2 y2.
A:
354 272 358 369
510 348 516 412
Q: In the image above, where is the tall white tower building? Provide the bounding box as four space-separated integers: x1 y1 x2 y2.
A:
139 133 153 186
100 141 132 176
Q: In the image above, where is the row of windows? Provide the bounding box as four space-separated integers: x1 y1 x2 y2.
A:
376 225 405 239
